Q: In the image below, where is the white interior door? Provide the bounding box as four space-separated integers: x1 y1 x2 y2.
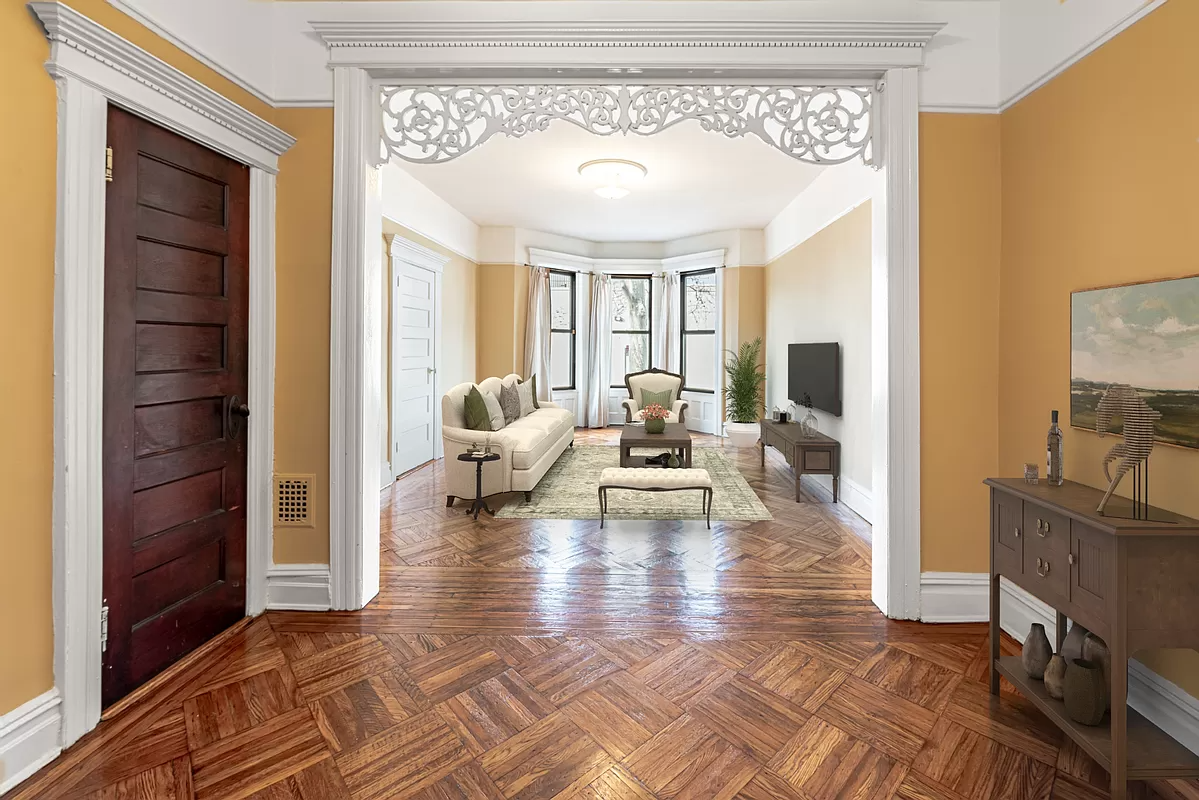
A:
392 260 437 475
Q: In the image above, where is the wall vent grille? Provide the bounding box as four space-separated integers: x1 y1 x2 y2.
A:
275 474 314 527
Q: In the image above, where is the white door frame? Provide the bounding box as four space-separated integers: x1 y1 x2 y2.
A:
319 18 932 621
389 235 448 477
31 2 294 748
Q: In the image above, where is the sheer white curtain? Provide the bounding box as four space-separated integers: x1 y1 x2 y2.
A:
583 273 612 428
523 266 551 403
656 271 681 374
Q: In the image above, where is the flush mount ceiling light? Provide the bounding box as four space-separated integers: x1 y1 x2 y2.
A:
578 158 647 199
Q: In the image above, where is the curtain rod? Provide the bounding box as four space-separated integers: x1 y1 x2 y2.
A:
524 263 727 274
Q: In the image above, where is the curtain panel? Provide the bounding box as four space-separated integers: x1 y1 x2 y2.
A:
523 266 552 403
583 273 613 428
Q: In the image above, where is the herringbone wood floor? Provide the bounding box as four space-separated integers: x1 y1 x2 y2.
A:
12 431 1187 799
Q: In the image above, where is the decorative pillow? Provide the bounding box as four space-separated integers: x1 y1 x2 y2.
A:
499 382 522 425
516 380 535 417
640 387 674 411
519 375 541 409
482 390 505 431
463 386 491 432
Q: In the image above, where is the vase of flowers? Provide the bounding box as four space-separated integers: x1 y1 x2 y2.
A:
641 403 668 434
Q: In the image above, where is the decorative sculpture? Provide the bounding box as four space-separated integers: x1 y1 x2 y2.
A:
1095 383 1160 515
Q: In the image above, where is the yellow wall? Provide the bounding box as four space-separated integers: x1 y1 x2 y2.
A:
0 2 329 716
999 0 1199 695
765 204 874 490
476 264 527 379
272 108 334 564
919 113 1003 573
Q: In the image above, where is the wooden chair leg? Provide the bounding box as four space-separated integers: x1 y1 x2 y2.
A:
445 496 455 508
599 488 605 528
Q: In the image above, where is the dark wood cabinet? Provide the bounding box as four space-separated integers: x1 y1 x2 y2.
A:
759 421 841 503
986 478 1199 800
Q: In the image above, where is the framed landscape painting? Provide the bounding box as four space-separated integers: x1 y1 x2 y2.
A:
1071 274 1199 449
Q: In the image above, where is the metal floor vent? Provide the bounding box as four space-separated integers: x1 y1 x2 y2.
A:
275 474 314 527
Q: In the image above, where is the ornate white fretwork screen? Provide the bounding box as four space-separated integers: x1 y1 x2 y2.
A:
380 84 875 166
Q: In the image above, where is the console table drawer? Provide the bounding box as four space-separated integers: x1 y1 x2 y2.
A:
803 450 832 472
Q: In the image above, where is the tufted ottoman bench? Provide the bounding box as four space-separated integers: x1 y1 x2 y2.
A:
597 467 713 529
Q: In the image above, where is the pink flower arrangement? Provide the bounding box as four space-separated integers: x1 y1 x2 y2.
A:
641 403 669 422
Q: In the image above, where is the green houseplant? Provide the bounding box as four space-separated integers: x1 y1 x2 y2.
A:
724 337 766 448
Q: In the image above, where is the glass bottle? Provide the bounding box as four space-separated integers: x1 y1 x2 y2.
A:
1046 410 1064 486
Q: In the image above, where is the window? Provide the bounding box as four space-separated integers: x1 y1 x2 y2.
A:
610 275 653 387
548 269 576 390
681 269 717 393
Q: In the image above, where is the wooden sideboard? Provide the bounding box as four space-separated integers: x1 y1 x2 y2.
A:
985 478 1199 800
760 420 840 503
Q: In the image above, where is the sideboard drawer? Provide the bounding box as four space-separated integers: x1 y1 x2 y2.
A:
1022 505 1071 603
803 450 832 472
993 491 1023 577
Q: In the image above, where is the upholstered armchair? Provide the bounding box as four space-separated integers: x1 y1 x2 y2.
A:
622 368 689 424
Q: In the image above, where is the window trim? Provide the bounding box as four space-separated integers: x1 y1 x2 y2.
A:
609 273 654 388
548 268 576 391
680 268 717 394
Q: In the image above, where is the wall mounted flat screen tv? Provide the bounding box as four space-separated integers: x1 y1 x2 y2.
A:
788 343 842 417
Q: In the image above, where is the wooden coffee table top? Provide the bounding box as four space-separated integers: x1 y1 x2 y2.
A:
620 422 692 446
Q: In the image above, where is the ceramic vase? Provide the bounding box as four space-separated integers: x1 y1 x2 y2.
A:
1082 633 1112 711
645 418 666 434
667 453 681 469
1061 622 1090 663
1022 623 1053 680
1064 659 1109 726
1044 655 1067 701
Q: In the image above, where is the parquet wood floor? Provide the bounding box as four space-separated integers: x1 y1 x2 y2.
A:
13 431 1189 800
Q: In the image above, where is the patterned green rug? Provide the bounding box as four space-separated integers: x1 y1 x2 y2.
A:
497 445 772 522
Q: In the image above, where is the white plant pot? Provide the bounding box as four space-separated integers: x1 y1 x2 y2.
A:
725 421 760 448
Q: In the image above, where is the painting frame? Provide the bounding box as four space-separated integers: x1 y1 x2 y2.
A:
1070 273 1199 451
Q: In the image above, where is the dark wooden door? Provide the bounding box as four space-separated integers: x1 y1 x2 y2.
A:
102 106 249 706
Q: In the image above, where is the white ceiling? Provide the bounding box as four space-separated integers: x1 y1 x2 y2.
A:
392 124 824 243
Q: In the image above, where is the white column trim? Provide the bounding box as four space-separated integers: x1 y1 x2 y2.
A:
32 0 292 748
871 67 921 621
0 689 63 794
329 66 383 611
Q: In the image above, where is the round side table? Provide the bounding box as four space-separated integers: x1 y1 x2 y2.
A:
457 451 501 520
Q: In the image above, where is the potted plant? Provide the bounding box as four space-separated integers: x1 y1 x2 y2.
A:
724 337 765 448
641 402 669 434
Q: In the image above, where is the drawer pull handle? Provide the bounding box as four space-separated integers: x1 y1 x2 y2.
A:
1036 557 1051 578
1068 553 1076 566
1014 527 1021 539
1036 518 1050 537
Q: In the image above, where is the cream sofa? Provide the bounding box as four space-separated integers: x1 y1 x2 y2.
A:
442 374 575 506
622 368 689 424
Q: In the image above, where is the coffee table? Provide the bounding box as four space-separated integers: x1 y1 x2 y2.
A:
619 422 692 468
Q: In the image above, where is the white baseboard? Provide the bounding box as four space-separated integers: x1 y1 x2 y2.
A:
0 689 61 794
803 474 873 524
266 563 332 611
380 460 394 491
918 571 1199 757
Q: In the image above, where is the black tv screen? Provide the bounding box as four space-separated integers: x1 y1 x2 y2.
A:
788 343 842 417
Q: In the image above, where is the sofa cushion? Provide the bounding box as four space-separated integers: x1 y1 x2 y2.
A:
639 387 674 411
494 407 573 470
463 386 491 432
516 380 535 417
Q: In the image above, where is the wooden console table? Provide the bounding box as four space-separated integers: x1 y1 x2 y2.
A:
985 478 1199 800
759 420 840 503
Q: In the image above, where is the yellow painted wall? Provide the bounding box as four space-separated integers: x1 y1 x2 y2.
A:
999 0 1199 695
0 1 324 717
272 108 334 564
476 264 527 379
919 113 1003 573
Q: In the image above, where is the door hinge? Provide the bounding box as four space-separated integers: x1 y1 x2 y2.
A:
105 146 113 182
100 604 110 653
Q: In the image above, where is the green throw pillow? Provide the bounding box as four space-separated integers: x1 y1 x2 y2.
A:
640 388 674 411
463 386 492 431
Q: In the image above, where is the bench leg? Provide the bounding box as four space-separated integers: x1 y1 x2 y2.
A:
599 488 605 528
705 489 712 529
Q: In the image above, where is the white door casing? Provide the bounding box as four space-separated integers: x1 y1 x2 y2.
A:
390 236 448 477
30 1 294 749
319 21 930 619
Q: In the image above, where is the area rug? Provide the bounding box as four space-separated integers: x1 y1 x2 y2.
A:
497 445 772 522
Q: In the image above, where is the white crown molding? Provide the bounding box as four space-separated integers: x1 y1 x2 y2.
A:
389 235 451 275
311 20 946 51
999 0 1168 112
266 564 332 611
0 689 62 794
30 2 295 169
919 103 1000 115
104 0 275 106
919 573 1199 758
527 247 725 274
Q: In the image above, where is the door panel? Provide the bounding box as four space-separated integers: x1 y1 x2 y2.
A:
392 260 437 475
102 106 249 706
